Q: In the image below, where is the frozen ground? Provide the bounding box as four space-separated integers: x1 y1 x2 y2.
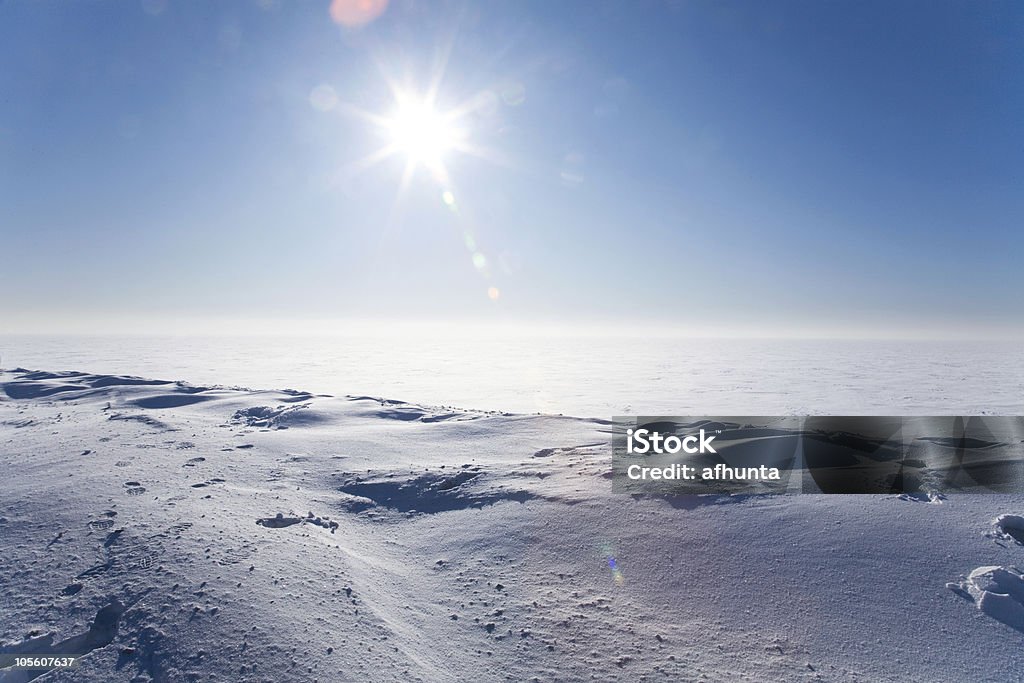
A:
2 367 1024 682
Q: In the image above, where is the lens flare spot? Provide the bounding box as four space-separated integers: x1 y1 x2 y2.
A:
329 0 388 27
500 82 526 106
487 287 500 301
442 190 455 206
607 556 625 585
472 252 487 270
309 84 339 112
600 543 625 586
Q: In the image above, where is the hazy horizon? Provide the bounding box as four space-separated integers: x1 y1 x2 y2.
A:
4 333 1023 417
6 313 1024 341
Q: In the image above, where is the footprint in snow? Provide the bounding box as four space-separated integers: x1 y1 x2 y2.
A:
990 514 1024 545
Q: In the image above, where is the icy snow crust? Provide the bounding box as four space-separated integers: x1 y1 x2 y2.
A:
2 368 1024 682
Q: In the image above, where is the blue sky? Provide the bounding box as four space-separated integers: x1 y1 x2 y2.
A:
2 0 1022 336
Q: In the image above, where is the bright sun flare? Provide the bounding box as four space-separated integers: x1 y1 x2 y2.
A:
340 77 497 195
385 100 458 167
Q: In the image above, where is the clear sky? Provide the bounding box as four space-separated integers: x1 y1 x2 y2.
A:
2 0 1022 336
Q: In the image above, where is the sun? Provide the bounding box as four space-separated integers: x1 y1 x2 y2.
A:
335 74 500 196
385 99 458 168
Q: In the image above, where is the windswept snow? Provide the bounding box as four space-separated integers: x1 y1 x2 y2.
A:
951 566 1024 632
2 368 1024 681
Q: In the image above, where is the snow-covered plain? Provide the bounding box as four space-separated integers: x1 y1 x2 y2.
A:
3 334 1024 417
2 355 1024 681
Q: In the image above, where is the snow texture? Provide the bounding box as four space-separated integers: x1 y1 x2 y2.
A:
2 367 1024 682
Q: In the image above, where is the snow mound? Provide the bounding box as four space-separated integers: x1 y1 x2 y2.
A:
1 370 173 400
950 565 1024 631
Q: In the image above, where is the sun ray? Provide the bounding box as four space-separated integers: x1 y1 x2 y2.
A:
389 158 418 215
344 142 401 174
333 101 393 129
449 141 511 168
424 22 459 110
439 90 497 122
